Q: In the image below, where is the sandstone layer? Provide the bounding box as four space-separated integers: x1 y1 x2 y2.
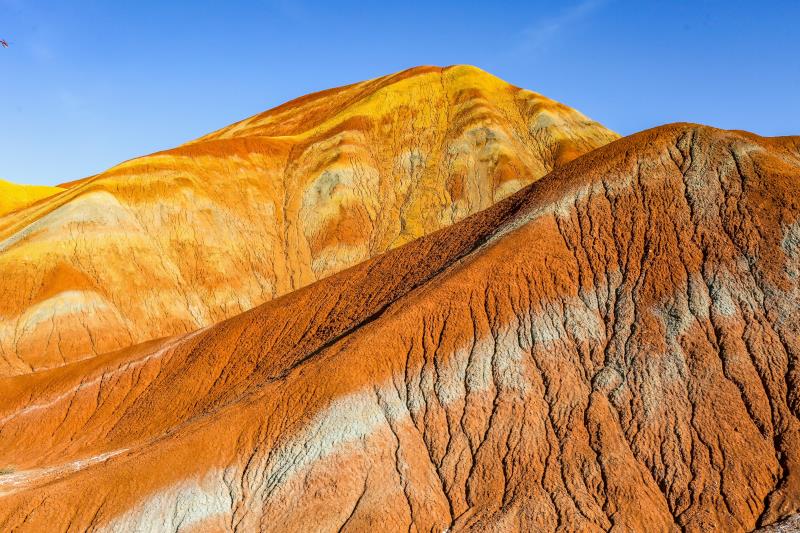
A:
0 124 798 531
0 65 617 375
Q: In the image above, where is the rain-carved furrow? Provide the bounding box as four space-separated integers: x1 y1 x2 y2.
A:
2 125 800 532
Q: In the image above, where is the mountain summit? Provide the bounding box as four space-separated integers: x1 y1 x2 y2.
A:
0 65 617 375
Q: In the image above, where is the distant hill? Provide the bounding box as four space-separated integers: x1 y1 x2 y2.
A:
0 65 617 375
0 178 63 216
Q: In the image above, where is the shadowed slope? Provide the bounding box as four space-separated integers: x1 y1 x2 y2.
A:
0 124 798 531
0 65 617 376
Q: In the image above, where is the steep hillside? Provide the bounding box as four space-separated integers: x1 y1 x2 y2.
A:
0 124 798 531
0 65 617 375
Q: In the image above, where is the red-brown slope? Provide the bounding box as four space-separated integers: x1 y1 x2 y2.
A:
0 124 799 532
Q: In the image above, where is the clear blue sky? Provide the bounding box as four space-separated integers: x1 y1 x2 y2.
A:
2 0 799 186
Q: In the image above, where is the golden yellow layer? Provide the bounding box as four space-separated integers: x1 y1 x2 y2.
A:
0 179 64 217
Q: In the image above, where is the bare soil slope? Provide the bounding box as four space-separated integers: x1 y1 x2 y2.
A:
0 124 798 532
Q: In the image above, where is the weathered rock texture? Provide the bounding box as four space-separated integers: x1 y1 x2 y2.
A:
0 124 798 531
0 65 616 375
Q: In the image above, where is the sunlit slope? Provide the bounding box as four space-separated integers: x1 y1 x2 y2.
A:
0 65 618 375
0 179 63 216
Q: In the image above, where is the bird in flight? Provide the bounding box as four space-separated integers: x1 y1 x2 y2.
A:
0 39 8 48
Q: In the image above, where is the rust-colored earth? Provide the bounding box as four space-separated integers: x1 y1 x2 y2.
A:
0 65 617 376
1 119 799 531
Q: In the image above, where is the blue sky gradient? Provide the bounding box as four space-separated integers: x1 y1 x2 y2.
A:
2 0 799 186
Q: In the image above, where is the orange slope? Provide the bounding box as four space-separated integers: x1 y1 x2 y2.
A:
0 124 798 531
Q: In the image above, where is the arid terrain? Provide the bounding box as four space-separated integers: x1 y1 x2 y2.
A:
0 67 798 532
0 65 616 376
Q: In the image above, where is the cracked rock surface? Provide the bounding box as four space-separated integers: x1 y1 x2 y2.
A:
0 123 798 532
0 65 616 376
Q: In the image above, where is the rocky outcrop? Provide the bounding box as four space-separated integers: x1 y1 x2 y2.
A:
0 65 617 375
0 124 798 531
